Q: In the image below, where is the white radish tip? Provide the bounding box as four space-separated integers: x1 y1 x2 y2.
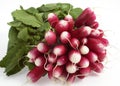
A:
66 64 77 73
80 45 89 55
48 13 55 19
35 58 41 66
59 20 68 26
84 26 92 34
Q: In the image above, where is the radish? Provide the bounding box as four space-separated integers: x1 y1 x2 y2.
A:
71 26 92 38
90 62 104 73
79 45 89 55
48 53 57 63
81 38 88 45
90 29 104 38
44 63 54 71
68 50 81 64
55 20 69 34
66 63 77 74
27 48 41 62
97 50 106 62
64 14 74 31
53 44 67 57
99 38 109 46
90 21 99 29
78 57 89 68
34 56 46 67
87 38 105 54
86 12 96 26
45 30 57 45
48 70 53 79
60 31 71 44
70 38 80 49
57 55 68 66
78 67 91 76
53 66 63 78
37 42 49 53
67 74 76 83
75 8 94 28
27 66 46 82
85 51 98 63
48 13 59 28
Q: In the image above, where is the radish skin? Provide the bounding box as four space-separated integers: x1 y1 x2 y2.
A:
60 31 71 44
48 53 57 63
53 66 63 78
86 51 98 63
53 44 67 56
48 13 59 27
70 38 80 49
78 57 89 68
55 20 69 34
66 63 77 74
45 30 57 45
27 48 41 62
68 50 81 64
37 42 49 53
27 66 46 82
34 56 45 67
64 15 74 32
79 45 89 55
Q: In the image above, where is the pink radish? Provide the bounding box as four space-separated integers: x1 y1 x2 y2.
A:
90 21 99 29
85 51 98 63
48 53 57 63
70 38 80 49
53 66 63 78
97 50 106 62
57 55 68 66
64 14 74 31
48 70 53 79
37 42 49 53
68 50 81 64
99 38 109 46
53 44 67 57
45 30 57 45
67 74 76 83
78 67 91 76
79 45 89 55
27 66 46 82
44 63 54 71
27 48 41 62
78 57 89 68
55 20 69 34
90 29 104 38
81 38 88 45
75 8 95 28
34 56 46 67
48 13 59 27
87 38 105 54
60 31 71 44
71 26 92 38
86 12 96 26
66 63 77 74
90 62 104 73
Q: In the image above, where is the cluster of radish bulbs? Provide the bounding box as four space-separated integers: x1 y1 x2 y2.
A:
27 8 109 83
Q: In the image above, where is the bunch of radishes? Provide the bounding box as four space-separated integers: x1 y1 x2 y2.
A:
27 8 109 83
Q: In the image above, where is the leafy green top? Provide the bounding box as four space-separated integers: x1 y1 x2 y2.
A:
0 3 83 76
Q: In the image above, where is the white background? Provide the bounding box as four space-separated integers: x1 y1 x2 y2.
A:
0 0 120 86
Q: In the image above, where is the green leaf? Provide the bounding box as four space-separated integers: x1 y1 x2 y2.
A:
8 21 22 27
37 3 57 12
5 46 26 73
70 8 83 20
17 27 30 42
35 13 43 22
57 3 73 13
12 10 41 27
26 7 38 14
